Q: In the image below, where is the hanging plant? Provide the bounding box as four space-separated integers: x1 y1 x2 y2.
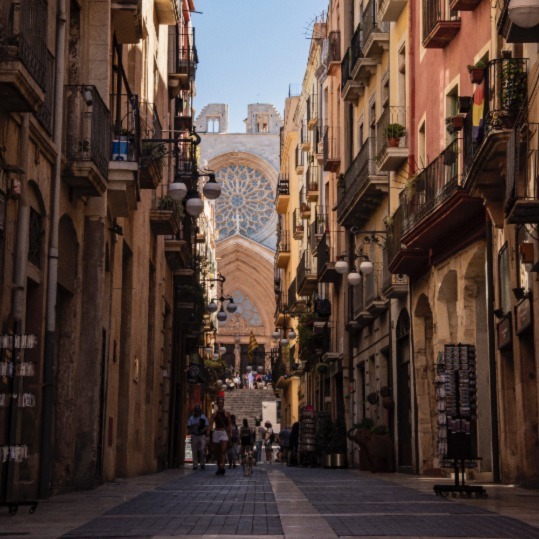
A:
366 392 379 405
316 362 328 374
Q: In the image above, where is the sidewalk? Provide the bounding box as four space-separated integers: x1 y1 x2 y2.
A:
0 464 537 538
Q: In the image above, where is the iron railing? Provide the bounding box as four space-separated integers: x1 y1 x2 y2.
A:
376 106 408 164
277 174 290 196
317 232 330 276
293 208 304 237
288 278 298 308
0 0 48 90
337 137 379 221
298 249 316 292
295 144 305 170
401 138 461 234
140 101 163 139
505 122 539 216
349 282 364 320
327 31 341 64
350 22 363 70
300 120 309 147
365 262 382 305
341 48 352 91
277 229 291 253
423 0 458 42
63 85 110 179
307 164 320 192
307 92 318 125
362 0 389 45
386 205 404 266
323 126 340 167
110 93 141 162
35 51 55 135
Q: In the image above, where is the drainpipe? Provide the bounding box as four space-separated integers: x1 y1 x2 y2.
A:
38 0 67 499
5 113 30 500
485 219 500 483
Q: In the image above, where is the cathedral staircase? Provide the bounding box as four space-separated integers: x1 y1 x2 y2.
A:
223 388 277 426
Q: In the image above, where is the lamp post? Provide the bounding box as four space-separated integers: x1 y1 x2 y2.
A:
205 273 237 323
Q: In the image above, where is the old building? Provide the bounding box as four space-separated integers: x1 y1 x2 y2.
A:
0 0 210 500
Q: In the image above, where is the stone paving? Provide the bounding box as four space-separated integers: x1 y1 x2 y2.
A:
1 464 539 538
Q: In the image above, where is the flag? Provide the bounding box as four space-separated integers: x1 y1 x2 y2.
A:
248 330 258 361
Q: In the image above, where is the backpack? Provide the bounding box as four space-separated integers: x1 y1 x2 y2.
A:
240 426 252 443
269 430 275 444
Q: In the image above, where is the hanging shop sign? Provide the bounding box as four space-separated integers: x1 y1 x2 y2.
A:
515 297 532 336
497 315 512 350
187 363 201 384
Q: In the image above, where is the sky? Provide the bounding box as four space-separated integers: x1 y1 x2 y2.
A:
192 0 329 133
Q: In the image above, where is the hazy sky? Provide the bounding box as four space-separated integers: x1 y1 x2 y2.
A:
192 1 328 133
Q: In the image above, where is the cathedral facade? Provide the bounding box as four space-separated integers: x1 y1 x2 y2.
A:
196 104 282 372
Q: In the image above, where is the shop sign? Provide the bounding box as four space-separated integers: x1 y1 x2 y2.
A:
188 363 201 384
515 297 532 335
497 315 512 350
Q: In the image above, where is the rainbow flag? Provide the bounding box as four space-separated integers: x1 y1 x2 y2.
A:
472 81 485 143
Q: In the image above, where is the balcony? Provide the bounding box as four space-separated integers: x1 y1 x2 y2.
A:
341 49 364 102
300 121 310 151
276 174 290 213
377 106 409 171
274 292 289 327
150 197 180 236
62 85 109 196
323 126 341 172
293 208 304 240
140 101 164 189
297 249 317 296
0 0 48 112
170 32 198 93
387 206 429 277
109 93 141 216
422 0 461 49
364 263 389 316
378 0 407 21
165 228 192 271
276 230 291 268
400 139 485 269
349 23 377 84
327 31 341 75
450 0 481 9
464 58 528 226
295 144 305 174
336 137 388 227
310 206 327 255
362 0 390 59
347 284 373 333
111 0 142 44
288 277 307 314
505 122 539 224
317 232 341 283
307 93 318 130
381 266 408 298
306 165 320 202
155 0 181 25
497 0 539 43
34 51 54 135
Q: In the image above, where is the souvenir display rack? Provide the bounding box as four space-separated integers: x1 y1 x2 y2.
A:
0 334 39 515
433 344 487 498
298 407 317 466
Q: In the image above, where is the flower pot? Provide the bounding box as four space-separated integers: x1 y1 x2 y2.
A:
382 396 394 410
387 137 400 148
469 68 485 85
331 452 347 468
112 135 129 161
451 116 464 131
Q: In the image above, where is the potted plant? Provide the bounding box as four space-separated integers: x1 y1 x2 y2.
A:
112 128 131 161
300 202 311 218
446 115 465 134
384 123 406 147
499 59 527 129
467 60 486 84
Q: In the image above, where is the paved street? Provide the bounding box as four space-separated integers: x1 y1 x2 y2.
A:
1 464 538 538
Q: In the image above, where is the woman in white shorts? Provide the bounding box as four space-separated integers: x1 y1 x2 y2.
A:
209 396 231 475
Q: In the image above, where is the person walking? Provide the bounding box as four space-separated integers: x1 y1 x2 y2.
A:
239 418 254 458
264 421 274 464
247 370 254 390
254 419 265 463
187 405 208 470
227 415 240 469
209 396 231 475
278 425 290 463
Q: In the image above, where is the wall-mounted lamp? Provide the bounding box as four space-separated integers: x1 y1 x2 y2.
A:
335 253 374 286
82 86 93 106
508 0 539 29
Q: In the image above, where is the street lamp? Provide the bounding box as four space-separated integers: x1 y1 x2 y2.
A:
508 0 539 28
205 273 236 323
335 252 374 286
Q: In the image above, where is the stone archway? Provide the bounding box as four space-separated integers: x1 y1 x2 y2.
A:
413 293 436 472
437 270 458 344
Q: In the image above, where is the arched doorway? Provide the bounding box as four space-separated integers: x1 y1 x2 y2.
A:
396 308 412 470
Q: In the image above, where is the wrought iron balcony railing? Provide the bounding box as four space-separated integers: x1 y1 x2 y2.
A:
362 0 390 47
422 0 460 48
350 22 364 70
341 48 352 91
277 174 290 196
401 138 461 235
386 205 404 265
327 31 341 65
295 144 305 171
323 126 340 172
63 85 110 180
0 0 48 90
376 105 408 163
463 58 528 176
110 93 141 162
277 229 291 253
34 51 55 135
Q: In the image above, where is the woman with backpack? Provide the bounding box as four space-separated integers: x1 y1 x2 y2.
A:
239 418 254 458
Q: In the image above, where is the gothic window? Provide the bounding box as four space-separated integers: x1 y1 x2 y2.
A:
28 207 44 268
396 308 410 341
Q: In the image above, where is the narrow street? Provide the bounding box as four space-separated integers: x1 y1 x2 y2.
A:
2 465 538 538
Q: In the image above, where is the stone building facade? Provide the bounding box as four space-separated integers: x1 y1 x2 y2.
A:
0 0 208 500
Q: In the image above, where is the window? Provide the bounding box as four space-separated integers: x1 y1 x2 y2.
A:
418 121 426 169
28 207 44 268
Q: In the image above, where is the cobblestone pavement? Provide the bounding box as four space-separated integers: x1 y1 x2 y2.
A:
1 464 538 538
